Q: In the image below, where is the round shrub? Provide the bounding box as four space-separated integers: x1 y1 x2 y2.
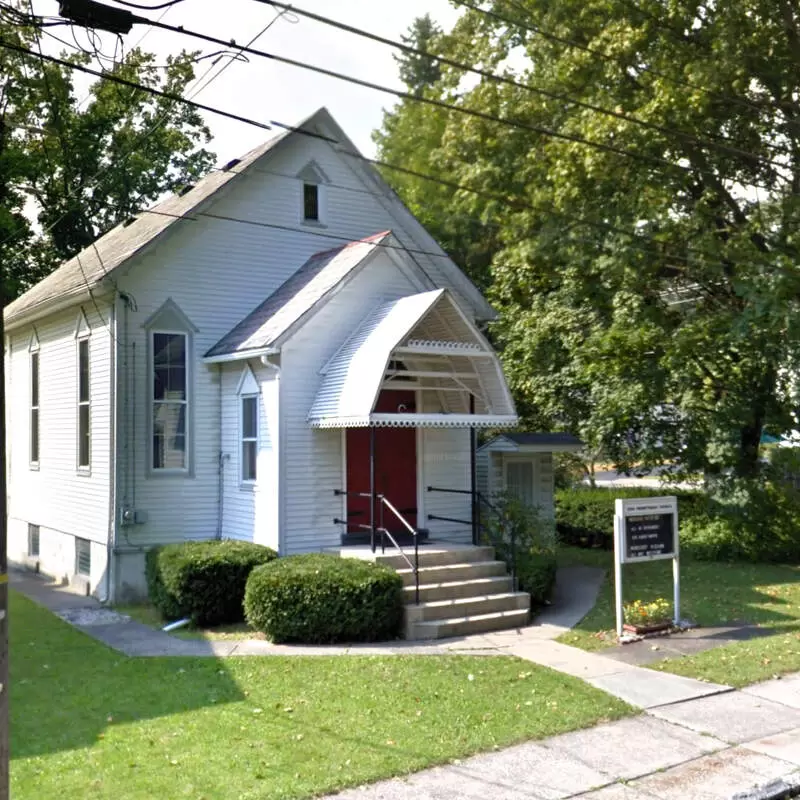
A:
146 539 277 626
244 554 403 644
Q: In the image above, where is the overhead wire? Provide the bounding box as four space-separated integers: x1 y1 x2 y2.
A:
0 32 789 285
256 0 789 172
135 13 764 183
456 0 800 134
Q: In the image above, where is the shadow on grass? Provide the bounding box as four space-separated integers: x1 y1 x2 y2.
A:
11 591 245 760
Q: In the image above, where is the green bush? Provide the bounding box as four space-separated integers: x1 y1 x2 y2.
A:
481 494 557 608
244 554 404 644
682 479 800 563
145 539 277 626
556 486 709 549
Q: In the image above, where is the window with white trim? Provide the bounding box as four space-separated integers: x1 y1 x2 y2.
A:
30 349 40 465
241 395 258 482
152 332 188 470
77 337 91 469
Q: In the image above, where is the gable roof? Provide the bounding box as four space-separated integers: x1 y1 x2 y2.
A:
3 130 291 329
5 107 495 329
205 231 405 360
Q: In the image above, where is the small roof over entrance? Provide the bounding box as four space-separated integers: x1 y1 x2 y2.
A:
478 432 584 453
308 289 518 429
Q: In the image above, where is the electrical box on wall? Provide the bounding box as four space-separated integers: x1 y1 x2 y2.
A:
120 508 148 526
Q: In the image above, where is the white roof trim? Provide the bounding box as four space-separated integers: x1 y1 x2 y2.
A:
308 289 518 428
310 413 517 429
236 364 260 395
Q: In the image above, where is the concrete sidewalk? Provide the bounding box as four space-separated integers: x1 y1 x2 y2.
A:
326 679 800 799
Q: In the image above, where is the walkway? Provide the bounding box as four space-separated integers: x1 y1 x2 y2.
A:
16 567 800 798
326 677 800 799
11 566 730 710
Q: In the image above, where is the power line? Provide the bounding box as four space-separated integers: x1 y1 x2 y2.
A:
456 0 800 135
0 34 784 281
257 0 788 172
133 15 721 179
0 36 274 128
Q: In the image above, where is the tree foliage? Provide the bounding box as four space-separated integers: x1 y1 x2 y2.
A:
374 2 800 480
0 9 215 300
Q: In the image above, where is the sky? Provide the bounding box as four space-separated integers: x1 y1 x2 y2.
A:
34 0 463 164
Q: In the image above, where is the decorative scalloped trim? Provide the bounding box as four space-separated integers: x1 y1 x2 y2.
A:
404 339 483 352
308 416 518 429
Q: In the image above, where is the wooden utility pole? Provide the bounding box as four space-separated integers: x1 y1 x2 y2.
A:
0 257 8 800
0 118 10 800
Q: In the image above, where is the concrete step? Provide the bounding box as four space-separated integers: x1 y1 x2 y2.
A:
395 560 507 587
374 546 495 570
403 575 514 603
404 591 530 624
407 608 531 641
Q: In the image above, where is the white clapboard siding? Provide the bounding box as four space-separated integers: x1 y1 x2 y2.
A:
113 130 478 548
421 427 473 543
6 302 113 593
219 361 280 550
279 250 420 554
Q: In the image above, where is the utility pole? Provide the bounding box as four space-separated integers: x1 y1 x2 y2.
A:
0 188 8 800
0 118 9 800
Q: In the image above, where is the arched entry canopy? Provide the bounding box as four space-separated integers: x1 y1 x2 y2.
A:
308 289 518 429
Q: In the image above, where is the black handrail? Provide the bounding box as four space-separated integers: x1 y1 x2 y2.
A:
335 489 421 604
428 486 518 593
427 513 472 526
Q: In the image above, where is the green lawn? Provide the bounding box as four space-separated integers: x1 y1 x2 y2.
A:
115 603 257 641
556 546 800 686
12 591 633 799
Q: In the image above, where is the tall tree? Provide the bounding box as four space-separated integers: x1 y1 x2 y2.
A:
0 8 215 299
374 0 800 481
374 14 500 289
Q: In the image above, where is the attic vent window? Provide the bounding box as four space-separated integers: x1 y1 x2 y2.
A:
303 183 319 221
178 184 195 197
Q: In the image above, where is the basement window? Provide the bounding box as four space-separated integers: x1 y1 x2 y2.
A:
28 524 40 558
75 537 91 577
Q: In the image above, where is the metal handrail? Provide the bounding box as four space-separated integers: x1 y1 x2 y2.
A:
427 485 471 495
379 496 420 605
428 513 471 526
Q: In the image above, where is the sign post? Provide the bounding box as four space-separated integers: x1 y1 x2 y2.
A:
614 496 680 637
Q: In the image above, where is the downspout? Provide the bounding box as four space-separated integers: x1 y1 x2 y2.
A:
216 362 224 539
260 354 282 553
103 298 117 604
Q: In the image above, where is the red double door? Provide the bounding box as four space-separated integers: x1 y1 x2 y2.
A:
345 390 417 535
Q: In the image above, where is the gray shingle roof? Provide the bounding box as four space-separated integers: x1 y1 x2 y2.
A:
3 131 289 328
503 432 583 447
205 231 393 359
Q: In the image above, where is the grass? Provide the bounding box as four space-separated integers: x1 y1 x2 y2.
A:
12 590 633 799
556 546 800 686
115 603 258 641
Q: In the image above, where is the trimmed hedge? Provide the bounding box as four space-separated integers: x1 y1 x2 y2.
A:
244 554 403 644
146 539 277 626
556 487 709 549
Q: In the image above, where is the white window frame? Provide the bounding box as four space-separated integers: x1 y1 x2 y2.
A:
150 329 190 474
297 160 329 227
29 344 40 469
76 335 91 473
240 394 259 486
